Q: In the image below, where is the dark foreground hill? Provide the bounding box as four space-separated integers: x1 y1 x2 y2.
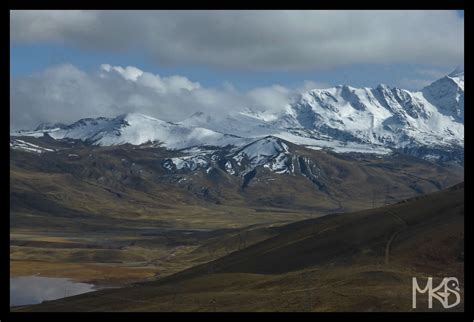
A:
14 183 464 312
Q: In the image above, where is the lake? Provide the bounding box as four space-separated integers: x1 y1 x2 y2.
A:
10 276 96 307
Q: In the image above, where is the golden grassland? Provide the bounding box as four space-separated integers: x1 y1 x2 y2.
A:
13 183 464 312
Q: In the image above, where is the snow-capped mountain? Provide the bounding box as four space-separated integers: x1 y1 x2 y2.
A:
179 110 280 137
162 136 323 185
12 70 464 167
278 75 464 156
176 70 464 162
422 68 464 123
15 113 247 150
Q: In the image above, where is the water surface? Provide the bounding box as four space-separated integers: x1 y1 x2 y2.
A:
10 276 96 307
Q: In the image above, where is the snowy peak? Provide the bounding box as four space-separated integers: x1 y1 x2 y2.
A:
165 136 295 178
447 70 464 92
180 110 278 137
16 112 246 150
427 68 464 91
234 136 289 166
281 71 463 154
232 136 293 174
422 70 464 122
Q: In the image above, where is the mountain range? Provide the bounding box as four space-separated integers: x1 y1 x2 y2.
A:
10 69 464 212
12 69 464 168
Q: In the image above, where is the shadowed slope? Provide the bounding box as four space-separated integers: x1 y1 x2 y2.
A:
15 183 463 312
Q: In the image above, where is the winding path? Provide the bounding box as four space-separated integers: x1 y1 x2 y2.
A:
384 211 407 265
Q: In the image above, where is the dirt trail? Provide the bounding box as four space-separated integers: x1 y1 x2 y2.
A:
384 211 407 265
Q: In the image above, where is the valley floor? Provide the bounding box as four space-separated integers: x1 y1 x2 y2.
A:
11 183 464 312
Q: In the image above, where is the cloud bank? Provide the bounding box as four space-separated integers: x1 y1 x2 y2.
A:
11 64 320 130
10 10 464 71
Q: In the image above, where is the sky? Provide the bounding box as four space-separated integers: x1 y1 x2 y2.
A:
10 10 464 130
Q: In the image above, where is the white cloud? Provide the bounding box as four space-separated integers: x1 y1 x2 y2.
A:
246 85 292 111
101 64 144 81
99 64 201 94
10 64 313 130
10 10 464 71
298 80 332 92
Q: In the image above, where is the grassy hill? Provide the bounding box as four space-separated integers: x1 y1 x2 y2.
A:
10 139 463 287
13 183 464 312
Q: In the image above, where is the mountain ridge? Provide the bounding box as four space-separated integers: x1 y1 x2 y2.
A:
12 70 464 164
